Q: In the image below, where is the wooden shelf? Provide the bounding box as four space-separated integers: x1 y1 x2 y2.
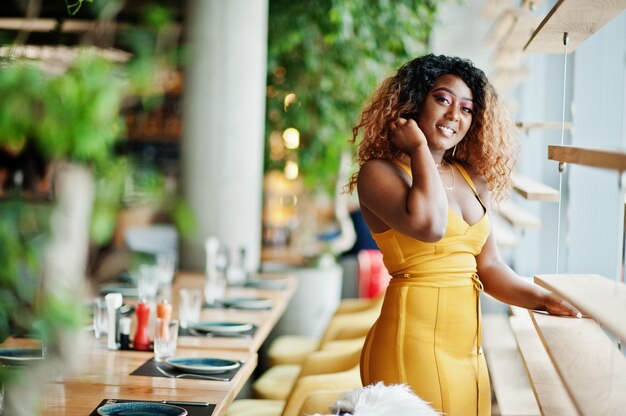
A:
548 145 626 172
508 311 579 416
531 312 626 415
516 121 573 130
492 49 526 69
512 174 559 202
524 0 626 53
534 274 626 342
491 67 531 95
483 314 540 416
482 0 514 19
493 219 518 249
0 17 180 33
487 10 517 47
499 14 544 52
521 0 544 11
496 201 541 230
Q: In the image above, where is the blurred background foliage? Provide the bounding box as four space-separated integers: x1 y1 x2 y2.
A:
0 0 192 354
0 53 125 345
265 0 445 195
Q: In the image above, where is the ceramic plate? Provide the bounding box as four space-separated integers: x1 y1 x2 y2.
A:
220 297 273 310
0 348 44 365
99 283 139 298
190 321 253 334
97 402 187 416
245 278 288 290
165 357 240 374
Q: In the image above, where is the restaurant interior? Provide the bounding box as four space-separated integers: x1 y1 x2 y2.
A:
0 0 625 415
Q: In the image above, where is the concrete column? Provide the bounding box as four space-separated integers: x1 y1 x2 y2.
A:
181 0 268 271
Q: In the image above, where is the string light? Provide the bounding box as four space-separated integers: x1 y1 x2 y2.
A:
282 128 300 149
284 92 297 110
284 160 299 180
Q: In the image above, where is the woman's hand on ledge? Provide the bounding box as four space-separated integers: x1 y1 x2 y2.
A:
541 293 582 318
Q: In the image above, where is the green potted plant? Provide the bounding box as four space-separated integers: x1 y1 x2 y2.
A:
263 0 447 259
0 50 125 415
0 2 188 413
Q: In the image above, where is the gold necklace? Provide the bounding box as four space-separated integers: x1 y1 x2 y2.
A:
436 159 455 191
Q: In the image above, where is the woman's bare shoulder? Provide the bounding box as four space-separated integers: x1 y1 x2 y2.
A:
457 161 489 193
357 159 410 200
358 159 405 181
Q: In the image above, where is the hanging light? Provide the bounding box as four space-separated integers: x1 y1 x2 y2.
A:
284 92 297 110
282 128 300 149
284 160 299 180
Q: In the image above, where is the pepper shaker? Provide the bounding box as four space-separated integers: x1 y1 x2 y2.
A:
133 301 151 351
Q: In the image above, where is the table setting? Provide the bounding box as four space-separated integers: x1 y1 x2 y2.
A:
19 268 296 415
89 398 216 416
130 357 243 382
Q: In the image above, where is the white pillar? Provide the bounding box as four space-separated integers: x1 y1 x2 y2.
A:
181 0 268 271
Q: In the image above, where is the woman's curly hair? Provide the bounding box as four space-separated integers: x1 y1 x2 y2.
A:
347 54 518 203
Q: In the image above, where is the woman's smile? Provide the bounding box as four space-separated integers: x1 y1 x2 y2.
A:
436 124 457 137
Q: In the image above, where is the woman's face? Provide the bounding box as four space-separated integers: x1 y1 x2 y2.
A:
416 74 474 156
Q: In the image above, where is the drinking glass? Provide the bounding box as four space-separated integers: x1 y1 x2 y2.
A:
92 298 108 339
137 265 159 301
155 252 176 286
154 318 179 362
178 289 202 329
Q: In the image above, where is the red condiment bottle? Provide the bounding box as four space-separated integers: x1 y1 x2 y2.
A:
133 301 151 351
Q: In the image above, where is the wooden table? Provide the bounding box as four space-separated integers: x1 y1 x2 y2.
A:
44 344 257 415
173 272 297 351
2 272 297 416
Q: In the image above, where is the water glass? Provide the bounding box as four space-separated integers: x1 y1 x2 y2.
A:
204 273 226 306
178 289 202 329
154 318 179 362
92 298 108 339
155 252 176 286
137 265 159 301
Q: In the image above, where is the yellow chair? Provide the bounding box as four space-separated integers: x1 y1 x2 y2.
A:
253 341 363 401
227 366 361 416
281 366 361 416
299 390 346 415
266 296 382 367
257 310 372 400
333 295 384 315
229 343 363 416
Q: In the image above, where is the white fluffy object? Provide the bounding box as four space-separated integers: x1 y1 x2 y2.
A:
312 382 440 416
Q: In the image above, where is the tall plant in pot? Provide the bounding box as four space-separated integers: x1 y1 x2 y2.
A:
0 0 189 412
0 51 125 414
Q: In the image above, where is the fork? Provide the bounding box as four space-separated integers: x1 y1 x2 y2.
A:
188 328 252 339
155 364 230 382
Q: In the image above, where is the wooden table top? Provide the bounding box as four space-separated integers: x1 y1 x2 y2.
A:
172 272 297 352
2 271 297 416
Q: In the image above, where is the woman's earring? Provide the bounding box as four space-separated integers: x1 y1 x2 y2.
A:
452 145 457 158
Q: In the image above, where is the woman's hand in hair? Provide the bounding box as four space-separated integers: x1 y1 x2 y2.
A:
390 117 427 156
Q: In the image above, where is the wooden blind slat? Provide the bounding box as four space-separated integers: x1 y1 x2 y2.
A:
509 312 579 416
531 312 626 415
534 274 626 342
524 0 626 53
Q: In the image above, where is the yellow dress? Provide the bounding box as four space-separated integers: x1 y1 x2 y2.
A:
360 161 491 416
